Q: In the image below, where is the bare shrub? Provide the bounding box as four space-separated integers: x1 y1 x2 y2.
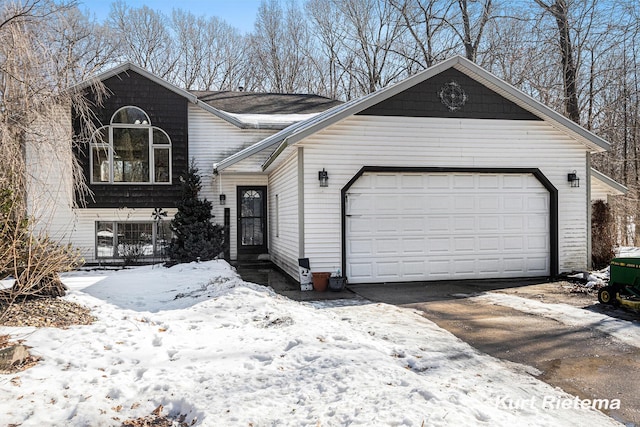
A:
592 200 615 269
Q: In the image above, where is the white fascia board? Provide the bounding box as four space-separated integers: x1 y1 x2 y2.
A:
590 168 627 195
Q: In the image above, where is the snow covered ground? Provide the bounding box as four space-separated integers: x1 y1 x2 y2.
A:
0 260 627 426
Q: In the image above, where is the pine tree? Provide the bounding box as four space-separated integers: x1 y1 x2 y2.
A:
168 161 224 263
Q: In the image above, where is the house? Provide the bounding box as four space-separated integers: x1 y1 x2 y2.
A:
27 55 625 284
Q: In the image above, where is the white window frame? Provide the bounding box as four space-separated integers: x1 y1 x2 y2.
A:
90 106 172 185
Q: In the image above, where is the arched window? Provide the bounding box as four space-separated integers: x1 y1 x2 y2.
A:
90 106 172 184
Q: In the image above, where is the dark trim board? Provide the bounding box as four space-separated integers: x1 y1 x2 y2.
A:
340 166 559 282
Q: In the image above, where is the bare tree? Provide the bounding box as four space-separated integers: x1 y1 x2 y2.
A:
451 0 494 62
533 0 583 123
108 1 177 79
388 0 457 71
248 0 315 93
0 0 107 302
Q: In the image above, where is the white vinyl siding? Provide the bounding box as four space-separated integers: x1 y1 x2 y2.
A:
293 115 589 276
188 105 275 179
268 150 300 279
25 106 77 246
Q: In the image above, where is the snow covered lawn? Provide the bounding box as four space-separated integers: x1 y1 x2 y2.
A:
0 261 624 426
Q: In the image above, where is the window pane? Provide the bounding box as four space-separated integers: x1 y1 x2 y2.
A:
117 223 153 257
153 128 170 144
241 218 264 246
154 148 170 182
112 107 150 125
92 146 110 182
113 128 149 182
96 222 115 258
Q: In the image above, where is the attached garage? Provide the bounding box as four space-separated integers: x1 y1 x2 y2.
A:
216 56 616 284
344 168 556 284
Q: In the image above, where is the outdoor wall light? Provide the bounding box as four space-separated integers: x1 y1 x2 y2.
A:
568 171 580 188
318 168 329 187
219 194 226 205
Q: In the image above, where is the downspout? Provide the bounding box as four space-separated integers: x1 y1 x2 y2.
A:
298 147 305 258
586 154 592 270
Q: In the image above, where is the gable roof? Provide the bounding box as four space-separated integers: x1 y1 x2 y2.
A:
73 63 338 130
215 55 610 172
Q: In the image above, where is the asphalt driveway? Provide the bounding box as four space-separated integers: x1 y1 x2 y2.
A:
349 280 640 426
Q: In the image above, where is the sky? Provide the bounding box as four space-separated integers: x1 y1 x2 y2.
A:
0 259 632 425
80 0 265 33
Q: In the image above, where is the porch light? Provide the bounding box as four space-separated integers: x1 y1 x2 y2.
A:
568 171 580 188
219 194 226 205
318 168 329 187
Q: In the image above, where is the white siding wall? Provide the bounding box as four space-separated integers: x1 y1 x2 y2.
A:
188 105 274 181
295 116 589 275
268 150 299 279
25 106 77 245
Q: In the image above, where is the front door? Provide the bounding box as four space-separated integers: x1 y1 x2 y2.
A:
237 186 267 255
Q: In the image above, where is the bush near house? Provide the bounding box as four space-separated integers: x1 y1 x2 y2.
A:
168 161 224 264
592 200 615 269
0 189 81 304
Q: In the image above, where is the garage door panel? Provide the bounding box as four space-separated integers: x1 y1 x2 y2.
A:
428 217 450 232
479 216 500 231
349 263 373 280
427 237 451 253
376 218 400 233
403 238 427 255
527 236 548 250
528 257 549 272
503 195 525 211
346 172 550 283
478 236 500 252
454 216 475 232
504 236 525 251
454 237 475 251
454 197 475 210
348 239 373 256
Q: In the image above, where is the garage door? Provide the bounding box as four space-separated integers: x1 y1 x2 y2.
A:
345 172 550 284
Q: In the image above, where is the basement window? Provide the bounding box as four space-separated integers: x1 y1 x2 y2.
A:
96 221 172 260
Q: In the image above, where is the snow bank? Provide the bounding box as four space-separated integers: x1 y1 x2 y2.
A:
0 261 622 426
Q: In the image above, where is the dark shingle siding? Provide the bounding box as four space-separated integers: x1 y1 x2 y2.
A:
357 68 540 120
74 70 188 209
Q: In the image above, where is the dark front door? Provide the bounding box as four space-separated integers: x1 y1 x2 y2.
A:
237 186 267 255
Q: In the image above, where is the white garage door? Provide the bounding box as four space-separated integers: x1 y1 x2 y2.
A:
345 172 550 284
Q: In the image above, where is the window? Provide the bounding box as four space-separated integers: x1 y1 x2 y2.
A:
90 106 172 184
96 221 172 259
